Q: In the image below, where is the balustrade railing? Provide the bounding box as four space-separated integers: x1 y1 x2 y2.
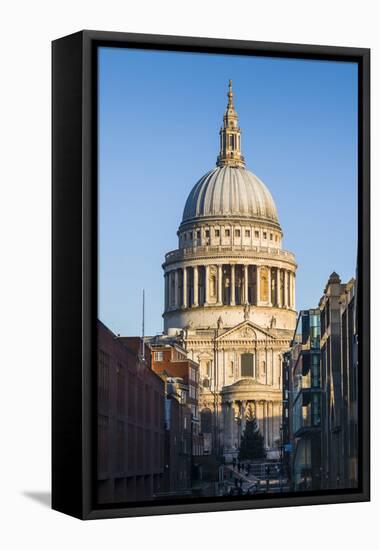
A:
165 245 295 263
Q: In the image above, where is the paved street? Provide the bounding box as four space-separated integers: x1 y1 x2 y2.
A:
221 462 289 495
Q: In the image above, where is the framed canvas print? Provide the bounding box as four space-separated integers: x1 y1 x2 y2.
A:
52 30 370 519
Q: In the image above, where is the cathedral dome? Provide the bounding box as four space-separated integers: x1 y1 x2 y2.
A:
181 80 280 230
182 165 279 226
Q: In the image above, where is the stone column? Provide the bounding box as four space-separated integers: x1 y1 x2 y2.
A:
267 267 272 306
230 401 237 454
268 401 273 448
263 401 268 448
276 269 281 307
240 400 246 435
205 265 210 306
256 400 263 433
228 401 235 454
288 271 293 309
182 266 187 309
273 402 280 450
174 269 179 308
284 270 288 308
244 264 249 304
168 271 173 309
164 273 169 312
292 272 296 310
256 266 261 305
230 264 236 306
217 264 223 305
193 265 199 307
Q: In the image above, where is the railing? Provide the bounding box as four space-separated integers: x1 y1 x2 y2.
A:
165 245 295 263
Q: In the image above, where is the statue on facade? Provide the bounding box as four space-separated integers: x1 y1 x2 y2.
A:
217 315 223 330
270 315 277 329
243 302 251 321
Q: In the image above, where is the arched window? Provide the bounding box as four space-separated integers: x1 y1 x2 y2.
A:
241 353 255 377
201 408 212 434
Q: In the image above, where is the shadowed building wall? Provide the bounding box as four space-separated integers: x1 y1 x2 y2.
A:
97 321 165 503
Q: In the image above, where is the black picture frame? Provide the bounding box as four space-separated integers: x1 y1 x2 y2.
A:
52 30 370 520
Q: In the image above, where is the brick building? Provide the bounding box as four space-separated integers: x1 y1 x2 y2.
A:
148 339 202 457
97 321 165 503
160 379 193 496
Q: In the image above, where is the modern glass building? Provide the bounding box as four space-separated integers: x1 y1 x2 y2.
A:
286 309 322 491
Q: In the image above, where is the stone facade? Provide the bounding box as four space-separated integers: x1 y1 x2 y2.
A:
162 82 297 460
319 273 358 489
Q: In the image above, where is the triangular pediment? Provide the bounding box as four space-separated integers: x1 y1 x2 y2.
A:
216 320 277 342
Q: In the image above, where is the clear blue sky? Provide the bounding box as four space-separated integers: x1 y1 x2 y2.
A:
98 47 358 337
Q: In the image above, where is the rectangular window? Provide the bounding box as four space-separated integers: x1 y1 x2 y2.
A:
116 363 126 415
145 384 151 423
263 232 267 239
98 414 109 472
116 420 125 471
241 353 255 377
312 393 321 426
215 229 220 237
235 229 241 237
270 233 273 240
245 230 250 237
205 229 210 237
98 349 110 409
311 353 320 387
128 374 135 418
155 351 163 361
225 229 230 237
255 230 259 238
189 231 193 239
196 229 201 239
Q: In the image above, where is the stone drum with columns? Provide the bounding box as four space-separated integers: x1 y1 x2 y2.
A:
162 81 297 460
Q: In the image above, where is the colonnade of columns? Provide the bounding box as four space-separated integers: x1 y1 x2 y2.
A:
165 263 295 311
223 399 281 452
